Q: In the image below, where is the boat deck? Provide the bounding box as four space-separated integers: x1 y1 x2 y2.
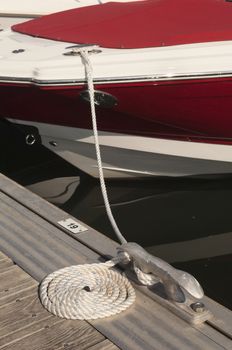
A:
0 172 231 350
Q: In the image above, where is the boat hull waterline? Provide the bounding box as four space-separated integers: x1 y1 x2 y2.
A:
7 120 232 179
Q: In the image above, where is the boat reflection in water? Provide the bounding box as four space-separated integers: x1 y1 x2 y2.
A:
25 168 232 310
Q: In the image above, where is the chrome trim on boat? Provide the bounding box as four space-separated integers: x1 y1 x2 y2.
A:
0 13 39 18
1 70 232 86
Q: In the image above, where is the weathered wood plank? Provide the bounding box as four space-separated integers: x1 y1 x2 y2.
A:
0 173 118 258
0 252 8 261
93 292 227 350
0 317 105 350
0 257 106 350
0 285 37 310
0 254 14 274
0 192 101 280
195 322 232 349
0 265 36 302
205 298 232 340
0 259 14 274
0 294 53 338
87 340 120 350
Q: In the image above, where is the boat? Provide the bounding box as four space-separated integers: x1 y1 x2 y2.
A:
2 0 232 179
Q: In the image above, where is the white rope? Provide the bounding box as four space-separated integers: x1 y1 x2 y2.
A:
79 49 158 288
133 263 159 285
39 255 135 320
79 48 127 245
39 48 155 320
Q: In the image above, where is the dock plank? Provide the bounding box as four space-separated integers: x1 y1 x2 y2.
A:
0 262 36 306
93 293 228 350
0 252 9 261
0 284 37 310
0 256 108 350
0 191 100 279
0 173 118 258
0 173 231 349
0 294 53 338
87 340 119 350
0 265 36 302
0 317 105 350
0 260 14 274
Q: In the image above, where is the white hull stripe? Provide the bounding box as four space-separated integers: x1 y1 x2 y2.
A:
2 70 232 86
8 119 232 163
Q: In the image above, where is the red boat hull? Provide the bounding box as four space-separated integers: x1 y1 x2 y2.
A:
1 77 232 145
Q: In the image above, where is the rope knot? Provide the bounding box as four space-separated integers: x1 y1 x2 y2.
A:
133 264 159 285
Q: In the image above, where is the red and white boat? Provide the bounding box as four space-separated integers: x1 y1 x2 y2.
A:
2 0 232 179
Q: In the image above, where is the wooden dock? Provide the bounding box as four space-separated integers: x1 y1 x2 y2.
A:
0 251 117 350
0 173 231 350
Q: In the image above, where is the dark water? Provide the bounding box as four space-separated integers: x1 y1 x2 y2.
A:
1 120 231 310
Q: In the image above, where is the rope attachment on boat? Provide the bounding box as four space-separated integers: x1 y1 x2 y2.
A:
76 45 127 245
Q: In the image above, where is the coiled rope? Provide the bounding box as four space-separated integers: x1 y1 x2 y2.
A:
39 47 139 320
40 255 136 320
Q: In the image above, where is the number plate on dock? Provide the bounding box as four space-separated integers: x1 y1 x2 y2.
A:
58 218 88 234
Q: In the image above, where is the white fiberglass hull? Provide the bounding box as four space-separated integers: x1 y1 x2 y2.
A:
0 0 143 27
10 120 232 179
0 0 81 28
0 17 29 29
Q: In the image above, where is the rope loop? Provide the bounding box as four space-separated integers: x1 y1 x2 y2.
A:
39 259 135 320
133 263 159 285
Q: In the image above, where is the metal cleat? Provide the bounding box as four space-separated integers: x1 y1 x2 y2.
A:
63 44 101 56
118 242 203 302
118 242 212 324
